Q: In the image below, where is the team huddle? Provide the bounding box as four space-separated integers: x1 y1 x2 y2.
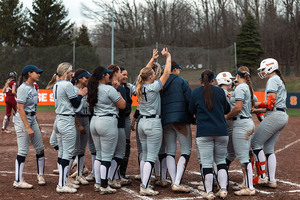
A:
2 48 288 199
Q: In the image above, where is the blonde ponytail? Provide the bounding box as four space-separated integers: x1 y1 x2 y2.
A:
136 67 154 102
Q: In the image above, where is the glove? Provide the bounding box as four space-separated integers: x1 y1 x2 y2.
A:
267 96 276 111
258 102 267 108
256 113 264 122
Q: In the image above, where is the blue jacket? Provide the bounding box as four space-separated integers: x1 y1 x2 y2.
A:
189 85 230 137
161 74 193 126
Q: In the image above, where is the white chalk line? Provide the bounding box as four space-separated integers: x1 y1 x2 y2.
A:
275 138 300 154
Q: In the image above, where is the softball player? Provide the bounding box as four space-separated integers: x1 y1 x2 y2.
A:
225 66 255 196
53 62 87 193
136 48 171 196
251 58 289 188
13 65 45 189
2 71 17 134
87 66 126 194
70 69 92 185
161 61 193 193
189 70 230 200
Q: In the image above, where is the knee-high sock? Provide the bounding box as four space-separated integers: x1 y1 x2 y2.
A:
120 139 130 176
243 162 253 189
15 155 26 182
175 154 190 185
159 153 167 181
142 161 154 189
154 156 160 177
108 157 122 181
202 168 213 193
100 161 111 188
36 153 45 175
217 164 228 190
140 160 145 180
94 160 101 184
115 168 121 180
57 157 61 173
67 156 76 176
77 154 85 176
253 149 266 178
167 155 176 183
59 159 70 187
2 115 9 130
91 153 96 173
213 162 218 183
266 154 276 181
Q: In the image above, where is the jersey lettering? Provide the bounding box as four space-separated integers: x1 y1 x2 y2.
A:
142 87 147 102
290 96 297 106
55 85 58 100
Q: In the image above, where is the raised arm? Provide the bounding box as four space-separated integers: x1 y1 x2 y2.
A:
159 48 172 87
146 49 159 68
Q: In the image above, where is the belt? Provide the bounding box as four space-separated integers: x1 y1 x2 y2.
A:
93 114 118 118
232 116 250 121
268 107 285 112
59 114 75 117
25 112 36 116
141 115 161 119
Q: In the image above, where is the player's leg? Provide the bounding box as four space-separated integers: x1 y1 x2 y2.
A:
120 116 131 178
135 120 143 180
163 124 177 183
90 117 101 189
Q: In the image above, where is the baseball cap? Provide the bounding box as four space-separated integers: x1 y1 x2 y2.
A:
22 65 43 75
162 61 183 70
76 71 91 80
97 68 113 79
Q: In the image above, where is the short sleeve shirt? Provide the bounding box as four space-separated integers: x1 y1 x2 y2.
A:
265 74 287 109
17 82 38 113
234 82 252 118
93 84 121 116
6 80 16 96
53 80 77 115
74 85 91 115
139 80 163 116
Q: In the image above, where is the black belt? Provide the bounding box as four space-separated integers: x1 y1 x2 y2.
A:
59 114 75 117
232 116 250 121
141 115 161 119
93 114 117 118
25 112 36 116
268 107 285 112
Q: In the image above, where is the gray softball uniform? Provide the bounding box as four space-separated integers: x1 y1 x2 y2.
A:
252 74 288 153
225 89 235 163
14 83 44 157
90 84 121 162
232 82 255 164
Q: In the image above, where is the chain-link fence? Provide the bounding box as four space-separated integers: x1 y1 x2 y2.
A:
0 44 235 88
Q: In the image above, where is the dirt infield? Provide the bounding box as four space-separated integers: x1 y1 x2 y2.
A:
0 110 300 200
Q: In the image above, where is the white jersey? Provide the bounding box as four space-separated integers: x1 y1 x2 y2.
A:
139 79 163 116
73 85 91 115
265 74 287 109
17 82 38 113
53 80 77 115
234 82 252 118
93 84 121 116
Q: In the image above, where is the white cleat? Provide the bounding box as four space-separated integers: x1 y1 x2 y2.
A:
268 180 277 188
171 184 191 193
99 185 117 194
67 177 79 185
65 180 80 189
86 172 95 181
234 188 255 196
140 186 159 196
56 185 77 193
37 174 46 185
232 183 246 191
257 176 269 185
155 179 168 187
52 169 59 174
202 192 215 200
13 180 33 189
120 177 132 186
76 176 89 185
216 189 228 199
94 183 101 192
108 179 121 189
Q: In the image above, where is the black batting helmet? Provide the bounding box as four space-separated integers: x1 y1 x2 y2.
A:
8 71 17 79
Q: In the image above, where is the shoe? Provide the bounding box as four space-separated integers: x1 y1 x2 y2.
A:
216 189 227 199
232 183 246 191
83 166 89 175
37 174 46 185
171 184 191 193
197 185 205 191
234 188 255 196
155 179 168 187
94 183 101 191
99 185 117 194
56 185 77 193
154 175 160 181
70 171 77 178
257 176 269 185
120 177 132 186
140 183 154 189
76 176 89 185
268 180 277 188
2 129 11 134
65 180 80 189
67 177 79 185
108 179 121 189
13 180 33 189
134 174 141 180
140 186 159 196
53 169 59 174
202 192 215 200
86 172 95 181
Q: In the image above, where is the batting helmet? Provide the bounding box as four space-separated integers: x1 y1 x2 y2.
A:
8 71 17 79
216 72 234 86
258 58 278 79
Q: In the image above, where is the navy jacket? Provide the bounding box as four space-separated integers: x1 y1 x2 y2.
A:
161 74 193 126
189 85 230 137
117 86 129 128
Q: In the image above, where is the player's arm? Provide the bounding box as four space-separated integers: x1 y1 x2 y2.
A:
75 116 86 135
18 103 34 137
2 86 6 93
225 100 243 120
12 86 17 97
159 48 172 86
145 49 159 68
115 92 126 109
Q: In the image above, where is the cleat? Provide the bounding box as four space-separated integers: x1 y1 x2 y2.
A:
99 185 116 194
13 180 33 189
52 169 59 174
232 183 246 191
134 174 141 180
37 174 46 185
257 176 269 185
216 189 227 199
140 183 154 189
94 183 101 191
120 177 132 186
70 171 77 178
202 192 215 200
86 172 95 181
56 185 77 193
76 176 89 185
83 166 89 175
155 180 168 187
65 181 80 189
268 180 277 188
2 129 11 134
140 186 159 196
67 177 79 185
108 179 121 189
171 184 191 193
234 188 255 196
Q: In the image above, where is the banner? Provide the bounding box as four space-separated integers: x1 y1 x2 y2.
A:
0 90 297 108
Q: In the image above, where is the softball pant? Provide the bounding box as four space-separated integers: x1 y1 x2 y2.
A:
138 117 162 189
225 119 235 166
87 117 96 175
2 96 17 130
119 116 131 177
252 110 288 182
164 123 192 185
90 115 118 188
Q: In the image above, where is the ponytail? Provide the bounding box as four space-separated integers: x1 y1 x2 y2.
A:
71 68 86 85
275 70 286 87
136 67 153 102
18 74 28 88
202 73 213 111
238 66 254 108
46 74 58 89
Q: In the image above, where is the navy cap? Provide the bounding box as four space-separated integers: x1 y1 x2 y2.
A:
171 64 183 70
97 68 113 79
22 65 43 75
76 71 91 80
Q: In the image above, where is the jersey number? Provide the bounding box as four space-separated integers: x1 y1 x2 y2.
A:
55 85 58 100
